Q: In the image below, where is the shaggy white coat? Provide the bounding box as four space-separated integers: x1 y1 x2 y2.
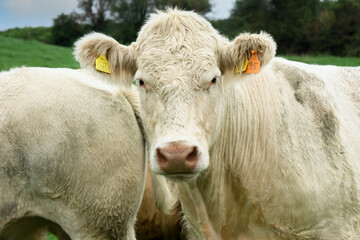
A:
0 67 145 240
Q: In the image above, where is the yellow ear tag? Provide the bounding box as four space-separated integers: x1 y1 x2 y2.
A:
95 54 111 74
234 58 249 74
245 50 261 74
242 58 249 72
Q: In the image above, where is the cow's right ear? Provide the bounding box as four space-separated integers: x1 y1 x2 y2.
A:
74 32 136 87
219 31 276 83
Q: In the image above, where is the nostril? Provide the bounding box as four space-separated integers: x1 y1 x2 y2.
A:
156 143 199 172
186 147 198 163
156 148 168 165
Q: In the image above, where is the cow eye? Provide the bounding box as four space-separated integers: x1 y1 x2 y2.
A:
136 78 147 90
206 77 218 90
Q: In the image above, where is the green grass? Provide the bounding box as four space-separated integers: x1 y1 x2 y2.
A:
0 36 79 71
0 26 52 44
0 36 359 72
281 55 360 67
47 233 58 240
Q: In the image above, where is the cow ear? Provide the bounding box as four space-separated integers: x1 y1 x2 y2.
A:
74 32 137 88
220 31 276 80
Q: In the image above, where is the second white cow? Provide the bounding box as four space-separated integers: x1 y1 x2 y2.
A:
74 9 360 240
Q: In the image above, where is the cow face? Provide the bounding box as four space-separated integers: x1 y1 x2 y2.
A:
74 9 276 182
135 47 223 182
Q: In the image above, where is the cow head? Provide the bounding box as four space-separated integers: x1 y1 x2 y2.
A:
74 9 276 182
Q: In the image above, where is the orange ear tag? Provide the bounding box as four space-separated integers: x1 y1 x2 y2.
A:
245 50 261 74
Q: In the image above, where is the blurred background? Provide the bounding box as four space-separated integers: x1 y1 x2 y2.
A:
0 0 359 71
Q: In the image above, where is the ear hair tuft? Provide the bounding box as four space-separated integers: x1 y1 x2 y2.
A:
74 32 137 87
221 31 277 73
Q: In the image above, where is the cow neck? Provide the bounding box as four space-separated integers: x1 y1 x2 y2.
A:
215 72 281 190
189 70 282 236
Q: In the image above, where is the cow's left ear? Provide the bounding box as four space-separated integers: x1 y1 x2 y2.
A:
74 32 137 88
220 31 276 77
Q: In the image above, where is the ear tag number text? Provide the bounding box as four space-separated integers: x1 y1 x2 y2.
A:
245 50 261 74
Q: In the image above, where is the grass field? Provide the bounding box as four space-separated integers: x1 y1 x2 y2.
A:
0 36 79 71
47 233 58 240
0 36 359 72
280 55 360 66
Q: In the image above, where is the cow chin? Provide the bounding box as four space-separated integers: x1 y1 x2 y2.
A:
149 140 209 182
161 172 200 183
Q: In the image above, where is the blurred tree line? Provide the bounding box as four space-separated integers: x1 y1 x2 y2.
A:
50 0 359 56
51 0 211 46
212 0 360 56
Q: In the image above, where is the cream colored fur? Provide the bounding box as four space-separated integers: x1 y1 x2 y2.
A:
150 171 177 214
74 8 360 240
135 164 183 239
0 67 146 240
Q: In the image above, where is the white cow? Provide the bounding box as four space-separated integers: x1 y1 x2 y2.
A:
74 8 360 240
0 67 146 240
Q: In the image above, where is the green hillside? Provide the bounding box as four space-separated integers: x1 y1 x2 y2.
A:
280 55 360 67
0 36 358 73
0 27 52 44
0 36 79 71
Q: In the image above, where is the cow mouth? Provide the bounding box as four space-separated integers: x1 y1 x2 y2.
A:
161 172 199 182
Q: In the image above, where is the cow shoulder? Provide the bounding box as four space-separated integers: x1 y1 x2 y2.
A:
273 60 341 143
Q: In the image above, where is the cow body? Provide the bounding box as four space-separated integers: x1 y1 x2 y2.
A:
74 9 360 240
176 58 360 239
0 67 146 240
